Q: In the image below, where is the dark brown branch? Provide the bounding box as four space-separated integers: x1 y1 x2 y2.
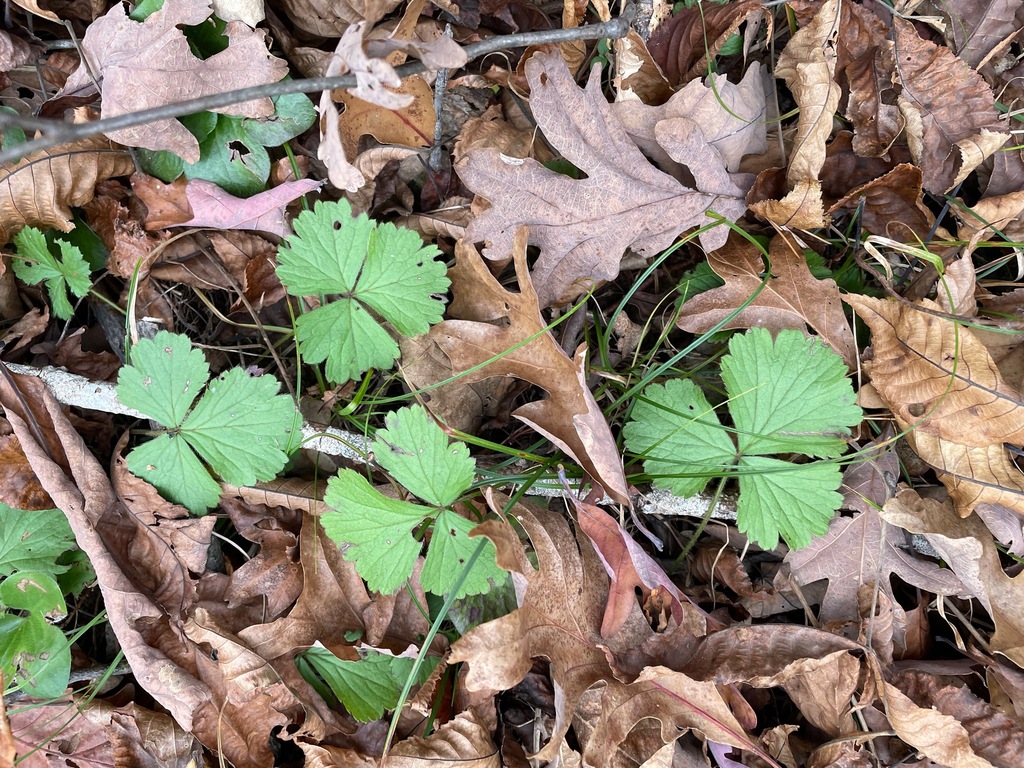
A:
0 7 635 165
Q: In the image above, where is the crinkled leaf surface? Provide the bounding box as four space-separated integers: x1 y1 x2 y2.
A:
624 328 861 549
116 331 295 514
12 227 91 320
276 199 448 382
460 51 747 308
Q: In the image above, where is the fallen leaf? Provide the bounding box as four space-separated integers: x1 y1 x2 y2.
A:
0 135 134 244
60 0 288 160
460 51 747 308
337 74 435 157
449 496 648 761
677 232 856 368
892 17 1008 193
941 0 1020 68
828 164 937 242
387 706 499 767
178 178 321 237
749 0 840 229
431 231 629 504
881 488 1024 668
130 173 193 229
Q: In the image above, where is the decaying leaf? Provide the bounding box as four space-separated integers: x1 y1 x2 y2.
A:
749 0 840 229
460 51 747 308
431 230 629 505
0 136 134 244
59 0 288 160
678 232 856 367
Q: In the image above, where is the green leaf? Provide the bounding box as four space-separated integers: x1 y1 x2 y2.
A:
372 406 474 507
0 570 66 620
322 470 424 595
722 328 860 458
622 379 735 497
297 646 436 722
624 329 861 550
242 91 317 147
0 613 70 699
276 200 448 383
184 114 270 198
0 505 76 579
12 227 92 320
420 508 504 597
116 331 296 514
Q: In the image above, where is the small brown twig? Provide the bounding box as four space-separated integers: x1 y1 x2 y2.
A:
0 6 636 165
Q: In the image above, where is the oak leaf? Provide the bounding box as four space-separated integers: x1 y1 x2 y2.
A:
460 51 747 308
677 232 856 368
60 0 288 161
0 135 134 244
430 230 629 504
448 496 646 761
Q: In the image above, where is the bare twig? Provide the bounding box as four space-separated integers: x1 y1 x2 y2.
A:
0 8 636 165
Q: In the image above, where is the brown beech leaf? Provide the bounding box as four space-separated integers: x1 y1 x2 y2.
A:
749 0 840 229
431 231 629 505
0 136 133 244
648 0 765 85
784 505 964 635
881 488 1024 668
828 164 937 242
460 51 747 309
942 0 1021 68
891 17 1008 193
583 669 765 764
449 497 647 762
677 232 856 367
60 0 287 161
611 63 767 176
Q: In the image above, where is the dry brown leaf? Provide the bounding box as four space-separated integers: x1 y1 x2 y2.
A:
454 104 555 166
337 74 435 157
449 497 648 762
828 164 937 243
275 0 400 36
0 433 52 510
845 45 905 157
942 0 1021 68
892 17 1009 193
386 707 499 766
431 232 629 504
460 51 747 308
0 135 133 244
583 669 767 764
881 488 1024 668
60 0 287 160
784 504 964 640
612 28 673 104
611 63 767 176
749 0 840 229
648 0 765 85
677 232 856 367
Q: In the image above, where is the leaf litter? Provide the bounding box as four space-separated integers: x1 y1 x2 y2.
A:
3 0 1024 765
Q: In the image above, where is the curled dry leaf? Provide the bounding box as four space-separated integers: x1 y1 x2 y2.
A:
881 488 1024 669
891 17 1008 193
460 51 747 308
59 0 288 161
449 497 648 762
749 0 840 229
828 164 938 243
0 136 134 244
677 232 856 368
431 230 628 504
386 707 499 767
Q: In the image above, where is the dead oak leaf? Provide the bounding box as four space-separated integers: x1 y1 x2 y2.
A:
449 496 647 762
460 51 747 309
431 230 629 505
677 232 856 368
61 0 288 161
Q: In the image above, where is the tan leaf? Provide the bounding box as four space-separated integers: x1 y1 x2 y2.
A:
59 0 288 161
892 18 1008 193
0 136 133 244
749 0 840 229
881 489 1024 668
337 74 435 157
612 29 673 104
432 232 628 504
677 232 856 367
449 498 645 761
611 63 767 175
274 0 401 37
584 669 764 763
845 295 1024 446
460 51 747 308
387 707 498 766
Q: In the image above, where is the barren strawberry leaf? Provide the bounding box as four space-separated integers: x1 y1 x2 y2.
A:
12 226 91 320
276 200 449 383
